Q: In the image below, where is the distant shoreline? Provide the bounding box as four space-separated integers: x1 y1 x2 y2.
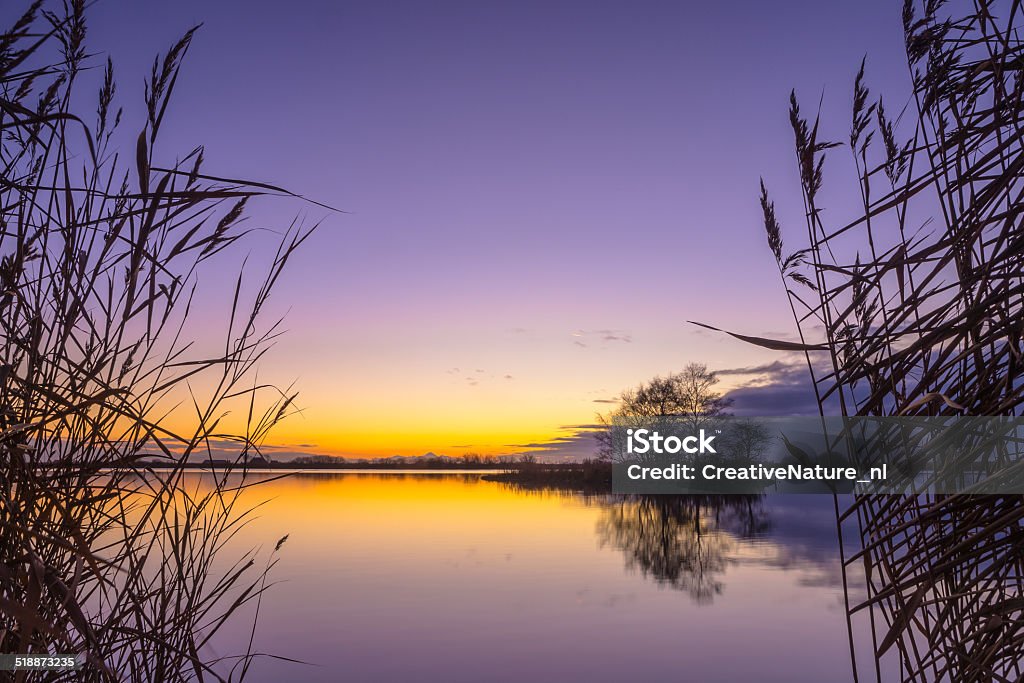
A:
483 462 613 493
124 460 616 492
130 461 532 471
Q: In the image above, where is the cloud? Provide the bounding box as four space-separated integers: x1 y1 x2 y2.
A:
451 367 514 386
724 359 839 416
716 359 796 377
728 383 821 416
572 328 632 348
504 424 604 462
600 331 632 343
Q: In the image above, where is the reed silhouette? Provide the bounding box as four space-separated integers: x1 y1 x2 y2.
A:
0 2 320 680
701 0 1024 680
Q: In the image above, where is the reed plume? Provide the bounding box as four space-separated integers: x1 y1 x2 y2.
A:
0 2 320 680
703 0 1024 679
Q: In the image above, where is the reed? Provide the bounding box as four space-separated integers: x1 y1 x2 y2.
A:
703 0 1024 680
0 2 319 680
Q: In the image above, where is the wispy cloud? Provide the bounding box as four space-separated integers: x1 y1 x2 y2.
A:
447 367 516 387
716 359 796 377
571 328 633 348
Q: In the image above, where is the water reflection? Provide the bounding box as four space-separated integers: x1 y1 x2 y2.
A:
190 472 858 683
493 478 849 603
596 496 769 603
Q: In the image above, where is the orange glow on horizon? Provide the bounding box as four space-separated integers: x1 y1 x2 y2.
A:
147 357 774 459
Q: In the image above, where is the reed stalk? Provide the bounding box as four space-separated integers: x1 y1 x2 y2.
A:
704 1 1024 679
0 2 320 680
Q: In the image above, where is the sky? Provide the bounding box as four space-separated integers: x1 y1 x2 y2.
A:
17 1 916 458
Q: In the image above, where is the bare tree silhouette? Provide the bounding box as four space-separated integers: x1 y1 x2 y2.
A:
597 363 732 461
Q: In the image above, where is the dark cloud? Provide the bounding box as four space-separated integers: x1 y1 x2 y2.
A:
716 359 796 376
504 425 604 461
725 360 839 416
728 382 822 416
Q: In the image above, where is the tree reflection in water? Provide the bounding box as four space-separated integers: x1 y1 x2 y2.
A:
596 495 769 604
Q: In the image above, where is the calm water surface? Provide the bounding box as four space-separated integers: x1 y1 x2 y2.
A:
203 472 863 682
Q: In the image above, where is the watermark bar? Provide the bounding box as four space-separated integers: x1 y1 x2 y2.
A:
610 416 1024 495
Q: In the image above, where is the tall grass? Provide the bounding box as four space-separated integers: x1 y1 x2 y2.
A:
705 0 1024 680
0 2 319 680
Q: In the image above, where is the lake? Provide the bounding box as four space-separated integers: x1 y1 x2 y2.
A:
203 472 869 682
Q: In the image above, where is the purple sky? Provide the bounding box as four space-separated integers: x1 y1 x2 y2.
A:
11 1 915 457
